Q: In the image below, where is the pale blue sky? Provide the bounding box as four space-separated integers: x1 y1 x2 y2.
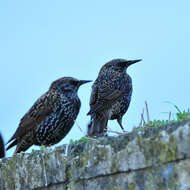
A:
1 0 190 156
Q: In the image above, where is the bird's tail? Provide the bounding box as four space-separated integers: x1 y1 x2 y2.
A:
6 139 18 151
0 133 5 158
87 112 108 137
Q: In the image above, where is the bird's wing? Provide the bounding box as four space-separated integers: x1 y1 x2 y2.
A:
95 88 126 112
89 82 98 106
99 88 126 101
87 81 99 116
88 85 126 115
7 92 56 144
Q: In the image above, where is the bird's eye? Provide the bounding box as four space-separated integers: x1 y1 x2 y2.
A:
70 81 78 86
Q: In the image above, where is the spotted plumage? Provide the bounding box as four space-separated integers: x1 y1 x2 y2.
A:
7 77 91 153
87 58 141 137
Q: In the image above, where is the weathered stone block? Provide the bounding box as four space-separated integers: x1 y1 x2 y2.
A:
0 119 190 190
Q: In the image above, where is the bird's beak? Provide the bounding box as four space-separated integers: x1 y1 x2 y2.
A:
78 80 92 86
125 59 142 66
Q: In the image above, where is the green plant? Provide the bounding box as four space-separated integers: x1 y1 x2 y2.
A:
145 120 171 127
173 104 190 121
31 149 35 153
69 137 92 144
40 145 46 150
31 145 46 153
133 101 190 132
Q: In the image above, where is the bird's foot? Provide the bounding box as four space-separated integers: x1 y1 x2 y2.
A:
122 129 128 133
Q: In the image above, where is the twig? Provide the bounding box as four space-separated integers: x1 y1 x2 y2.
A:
168 111 171 121
140 108 146 126
142 110 146 126
74 121 97 141
138 108 144 127
138 118 142 127
145 101 150 122
107 129 124 135
75 120 83 133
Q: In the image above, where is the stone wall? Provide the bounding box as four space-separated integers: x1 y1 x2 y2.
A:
1 119 190 190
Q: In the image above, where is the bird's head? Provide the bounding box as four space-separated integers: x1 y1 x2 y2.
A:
50 77 92 94
101 58 142 73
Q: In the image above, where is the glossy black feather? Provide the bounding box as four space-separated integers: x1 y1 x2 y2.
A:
0 133 5 158
7 77 91 153
87 58 141 136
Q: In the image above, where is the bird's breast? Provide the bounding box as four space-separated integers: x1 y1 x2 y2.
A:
59 97 80 117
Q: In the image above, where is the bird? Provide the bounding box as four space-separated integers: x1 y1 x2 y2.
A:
0 133 5 158
6 77 91 153
87 58 141 137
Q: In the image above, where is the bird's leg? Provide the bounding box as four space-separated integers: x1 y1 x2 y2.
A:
117 117 127 133
101 111 109 136
102 116 108 136
103 112 108 134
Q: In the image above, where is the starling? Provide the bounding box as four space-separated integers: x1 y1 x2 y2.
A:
87 58 141 137
7 77 91 153
0 133 5 158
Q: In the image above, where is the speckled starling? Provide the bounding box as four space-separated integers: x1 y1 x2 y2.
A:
0 133 5 158
87 58 141 137
6 77 91 153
